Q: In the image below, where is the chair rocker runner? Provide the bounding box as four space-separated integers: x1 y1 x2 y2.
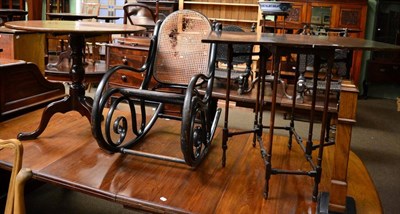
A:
91 10 221 167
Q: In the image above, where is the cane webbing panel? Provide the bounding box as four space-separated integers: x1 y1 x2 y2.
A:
153 10 212 85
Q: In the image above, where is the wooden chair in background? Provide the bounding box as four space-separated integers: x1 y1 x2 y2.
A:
214 24 256 95
80 1 106 64
80 1 100 18
0 139 32 214
122 2 158 37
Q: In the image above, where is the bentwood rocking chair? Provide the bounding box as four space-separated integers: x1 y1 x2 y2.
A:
91 10 221 167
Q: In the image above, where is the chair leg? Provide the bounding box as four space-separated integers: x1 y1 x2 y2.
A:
14 168 32 214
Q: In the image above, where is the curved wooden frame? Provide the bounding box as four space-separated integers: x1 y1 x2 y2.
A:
0 139 32 214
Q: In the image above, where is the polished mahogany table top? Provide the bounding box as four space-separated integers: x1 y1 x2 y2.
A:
202 31 400 51
5 20 146 35
0 108 382 213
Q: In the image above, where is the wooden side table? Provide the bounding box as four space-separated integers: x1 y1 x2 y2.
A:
5 20 145 140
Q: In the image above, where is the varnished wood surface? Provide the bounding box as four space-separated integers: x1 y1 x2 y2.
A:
4 20 146 36
0 109 381 213
202 31 400 51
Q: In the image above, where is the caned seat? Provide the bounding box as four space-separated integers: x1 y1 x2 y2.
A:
91 10 221 167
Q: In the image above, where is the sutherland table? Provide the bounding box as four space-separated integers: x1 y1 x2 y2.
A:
202 31 400 213
4 20 145 140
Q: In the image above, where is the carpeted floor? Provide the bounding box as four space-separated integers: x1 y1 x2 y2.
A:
20 96 400 213
350 98 400 214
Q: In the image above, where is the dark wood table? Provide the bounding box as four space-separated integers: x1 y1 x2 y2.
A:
0 9 28 22
4 20 145 140
0 108 382 213
202 31 400 213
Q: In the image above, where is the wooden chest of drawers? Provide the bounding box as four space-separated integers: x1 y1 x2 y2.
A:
106 43 150 88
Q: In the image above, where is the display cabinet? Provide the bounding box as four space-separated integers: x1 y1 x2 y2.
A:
305 2 367 85
178 0 259 32
46 0 69 13
179 0 367 85
0 0 24 9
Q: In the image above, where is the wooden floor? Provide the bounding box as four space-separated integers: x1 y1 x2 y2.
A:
0 109 382 213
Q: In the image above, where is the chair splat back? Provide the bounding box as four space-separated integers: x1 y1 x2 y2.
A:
81 2 100 16
153 10 213 85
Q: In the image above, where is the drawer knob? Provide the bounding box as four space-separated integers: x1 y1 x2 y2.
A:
122 56 128 65
121 75 128 82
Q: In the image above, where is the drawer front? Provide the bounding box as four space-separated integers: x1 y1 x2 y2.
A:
108 70 146 88
0 34 14 59
108 46 148 68
107 46 150 88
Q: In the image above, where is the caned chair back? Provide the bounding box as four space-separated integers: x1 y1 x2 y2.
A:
153 10 213 85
